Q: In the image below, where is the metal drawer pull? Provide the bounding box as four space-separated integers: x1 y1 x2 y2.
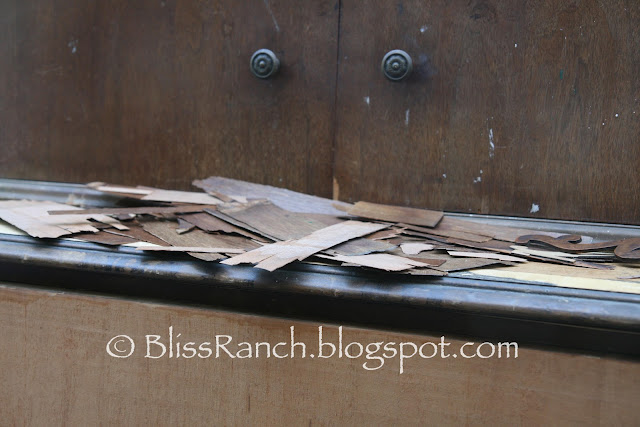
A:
381 50 412 81
250 49 280 79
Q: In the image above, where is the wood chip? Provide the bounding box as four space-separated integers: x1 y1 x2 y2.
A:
136 246 245 253
142 220 261 261
445 237 515 253
194 176 351 215
509 246 613 270
48 205 219 216
367 228 405 240
432 258 509 272
0 200 126 238
88 183 152 197
400 243 435 255
114 214 136 221
402 257 447 267
405 268 448 276
222 220 388 271
178 212 268 242
72 231 139 245
86 219 116 229
142 221 260 250
446 251 528 263
214 201 393 256
347 201 443 228
319 253 436 271
141 189 224 205
218 200 342 241
510 245 577 262
386 235 450 249
202 190 234 203
400 223 491 243
441 216 571 243
89 184 226 205
332 238 397 256
103 224 170 246
176 218 195 234
515 234 640 260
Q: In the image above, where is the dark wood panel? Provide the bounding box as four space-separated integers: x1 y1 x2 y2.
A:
0 0 339 197
334 0 640 223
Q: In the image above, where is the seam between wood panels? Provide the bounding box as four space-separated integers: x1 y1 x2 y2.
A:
329 0 342 200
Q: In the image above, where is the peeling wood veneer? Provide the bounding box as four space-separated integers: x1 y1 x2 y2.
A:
222 221 388 271
0 200 127 238
347 201 443 228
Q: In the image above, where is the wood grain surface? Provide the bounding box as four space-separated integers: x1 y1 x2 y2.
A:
0 0 339 197
1 284 639 425
333 0 640 223
1 0 639 224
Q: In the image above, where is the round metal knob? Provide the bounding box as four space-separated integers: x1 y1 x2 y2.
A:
381 50 413 81
250 49 280 79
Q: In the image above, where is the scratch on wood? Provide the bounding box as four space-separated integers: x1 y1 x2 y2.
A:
488 128 495 158
262 0 280 32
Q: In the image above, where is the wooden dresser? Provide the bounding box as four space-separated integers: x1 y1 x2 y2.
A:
1 1 639 424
